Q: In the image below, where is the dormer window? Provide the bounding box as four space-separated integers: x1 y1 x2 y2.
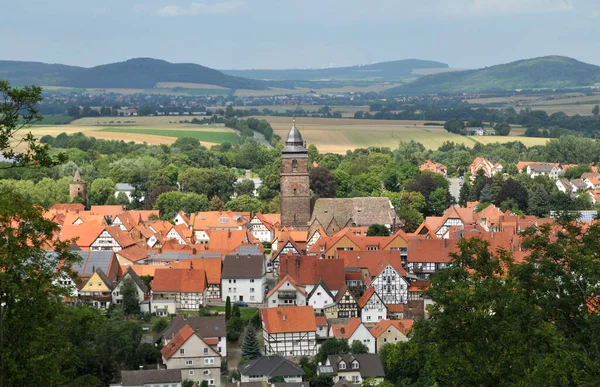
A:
352 361 359 369
338 361 346 370
292 159 298 172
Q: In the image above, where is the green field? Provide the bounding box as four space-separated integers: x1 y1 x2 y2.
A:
206 305 258 320
100 127 240 144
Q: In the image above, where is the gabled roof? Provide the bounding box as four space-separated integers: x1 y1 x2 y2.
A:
330 317 362 339
327 354 385 378
278 254 345 292
222 254 264 279
310 197 395 232
254 212 281 230
307 279 334 301
159 315 227 343
169 258 222 284
117 244 150 263
89 205 126 217
266 275 307 299
261 306 316 333
120 264 159 277
93 268 115 291
59 221 105 248
334 284 356 303
105 226 137 248
370 319 413 339
152 268 207 293
70 250 118 279
121 369 182 386
160 324 195 359
407 238 459 263
338 250 406 278
192 210 249 230
120 266 149 293
238 355 305 377
357 287 385 309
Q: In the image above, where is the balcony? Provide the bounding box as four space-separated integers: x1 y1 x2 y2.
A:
278 290 297 300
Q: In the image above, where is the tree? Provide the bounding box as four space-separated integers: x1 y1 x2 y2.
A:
225 195 265 213
398 208 424 233
179 167 236 200
310 167 337 198
443 118 464 134
235 179 256 197
478 184 494 203
241 324 261 360
496 178 529 212
120 277 140 316
429 187 451 216
494 122 511 136
0 189 80 385
528 186 550 217
225 296 232 321
200 381 209 387
209 195 225 211
154 191 209 218
172 137 200 152
367 224 390 237
458 181 471 207
89 178 116 205
0 81 65 167
593 104 599 116
232 304 241 319
350 340 369 354
316 338 350 364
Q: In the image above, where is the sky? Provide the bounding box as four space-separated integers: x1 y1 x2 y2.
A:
3 0 599 70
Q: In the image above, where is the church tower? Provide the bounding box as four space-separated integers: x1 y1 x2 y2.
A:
69 170 87 202
280 120 310 229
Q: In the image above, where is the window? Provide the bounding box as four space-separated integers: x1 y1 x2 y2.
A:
352 361 359 369
229 279 231 283
339 361 346 370
204 348 209 354
292 159 298 172
367 315 371 321
233 279 236 283
204 358 215 365
272 299 276 303
250 296 255 301
189 370 194 376
352 375 360 383
203 370 210 375
185 360 193 365
250 279 254 283
98 283 102 287
250 288 255 293
179 349 185 355
317 292 321 296
209 380 215 385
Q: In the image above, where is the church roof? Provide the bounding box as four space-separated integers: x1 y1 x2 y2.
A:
72 170 84 183
310 197 395 231
282 120 308 156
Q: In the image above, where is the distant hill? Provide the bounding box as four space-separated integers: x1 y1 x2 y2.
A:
221 59 449 82
0 58 268 90
385 56 600 94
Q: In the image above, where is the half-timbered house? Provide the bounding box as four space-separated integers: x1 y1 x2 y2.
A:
357 287 387 324
325 285 359 319
151 268 207 316
261 306 317 357
266 275 307 307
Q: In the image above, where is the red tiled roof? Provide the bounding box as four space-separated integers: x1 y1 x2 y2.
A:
152 268 207 293
315 315 328 327
330 317 362 339
193 210 249 230
203 337 219 345
278 254 345 291
357 287 379 308
59 221 105 248
408 281 431 292
169 258 222 284
407 238 459 263
117 245 150 263
161 324 195 359
370 319 413 338
260 306 316 334
387 304 405 313
338 250 406 277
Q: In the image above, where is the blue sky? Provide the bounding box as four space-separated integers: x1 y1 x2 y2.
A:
3 0 598 70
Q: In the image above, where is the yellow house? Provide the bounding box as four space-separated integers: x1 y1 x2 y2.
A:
78 268 114 310
370 319 413 353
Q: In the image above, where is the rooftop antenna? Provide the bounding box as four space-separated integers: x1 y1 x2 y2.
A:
391 186 405 234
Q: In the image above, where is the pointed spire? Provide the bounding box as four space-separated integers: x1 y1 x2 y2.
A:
282 120 307 155
73 170 83 182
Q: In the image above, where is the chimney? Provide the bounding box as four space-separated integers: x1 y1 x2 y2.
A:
282 312 286 321
192 247 197 255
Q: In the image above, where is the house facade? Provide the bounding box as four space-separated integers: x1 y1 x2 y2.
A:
261 306 317 357
221 254 266 303
112 267 148 306
330 318 376 354
238 356 305 383
161 325 221 386
151 269 207 316
307 280 335 314
322 354 385 384
78 269 114 309
357 288 387 324
266 275 307 307
370 320 412 354
371 264 409 305
325 285 359 319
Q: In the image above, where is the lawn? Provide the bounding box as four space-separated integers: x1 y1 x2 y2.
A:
99 127 240 144
206 305 259 320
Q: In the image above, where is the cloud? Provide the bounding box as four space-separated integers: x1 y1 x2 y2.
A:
463 0 574 15
156 1 247 16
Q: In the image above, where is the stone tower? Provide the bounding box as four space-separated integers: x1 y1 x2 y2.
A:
69 170 87 202
280 120 311 229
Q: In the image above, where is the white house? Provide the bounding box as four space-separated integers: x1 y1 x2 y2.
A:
173 212 191 227
238 356 305 383
112 267 148 306
158 315 227 359
160 324 221 386
330 318 376 354
307 280 335 314
266 275 307 307
370 264 409 305
357 287 387 324
117 369 182 387
221 254 266 303
261 306 318 357
527 164 560 180
249 213 279 243
556 178 573 193
321 354 385 384
115 183 137 202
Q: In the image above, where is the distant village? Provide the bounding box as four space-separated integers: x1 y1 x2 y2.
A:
41 123 600 387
